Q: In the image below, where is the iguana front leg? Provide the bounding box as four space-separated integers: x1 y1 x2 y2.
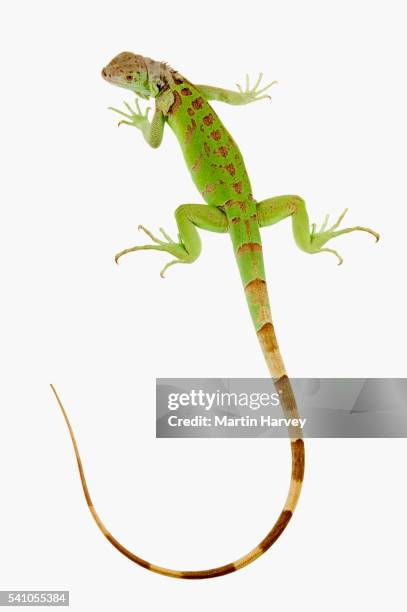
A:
197 73 277 106
109 99 165 148
257 195 379 264
115 204 228 277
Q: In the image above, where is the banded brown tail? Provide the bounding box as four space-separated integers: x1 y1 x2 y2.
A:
51 384 303 578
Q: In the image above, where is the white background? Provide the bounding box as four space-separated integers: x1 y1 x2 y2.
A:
1 0 406 610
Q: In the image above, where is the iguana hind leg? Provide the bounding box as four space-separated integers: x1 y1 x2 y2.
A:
115 204 228 277
257 195 379 265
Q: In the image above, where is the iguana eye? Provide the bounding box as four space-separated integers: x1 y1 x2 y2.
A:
126 75 133 81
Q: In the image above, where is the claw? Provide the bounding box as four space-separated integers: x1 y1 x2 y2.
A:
124 101 134 114
329 208 348 232
253 72 263 91
108 106 133 118
138 224 163 244
320 247 344 266
114 244 151 264
160 259 186 278
115 246 137 264
159 227 175 243
330 225 380 242
256 80 278 95
114 242 168 264
356 227 380 242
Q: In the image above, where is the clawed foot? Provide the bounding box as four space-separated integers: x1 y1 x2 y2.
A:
114 225 190 278
236 73 278 103
310 208 380 265
109 99 151 129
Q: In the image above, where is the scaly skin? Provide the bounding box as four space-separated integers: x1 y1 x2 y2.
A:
51 52 379 579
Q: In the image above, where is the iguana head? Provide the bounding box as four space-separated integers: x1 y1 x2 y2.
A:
102 52 166 99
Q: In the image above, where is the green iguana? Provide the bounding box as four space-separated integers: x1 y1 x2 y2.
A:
51 52 379 579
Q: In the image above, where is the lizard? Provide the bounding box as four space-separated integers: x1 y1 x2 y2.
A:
51 52 379 579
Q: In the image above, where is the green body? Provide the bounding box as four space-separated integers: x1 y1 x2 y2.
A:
166 80 267 329
167 82 253 205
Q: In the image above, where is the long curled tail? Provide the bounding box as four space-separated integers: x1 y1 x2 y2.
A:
51 374 304 579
